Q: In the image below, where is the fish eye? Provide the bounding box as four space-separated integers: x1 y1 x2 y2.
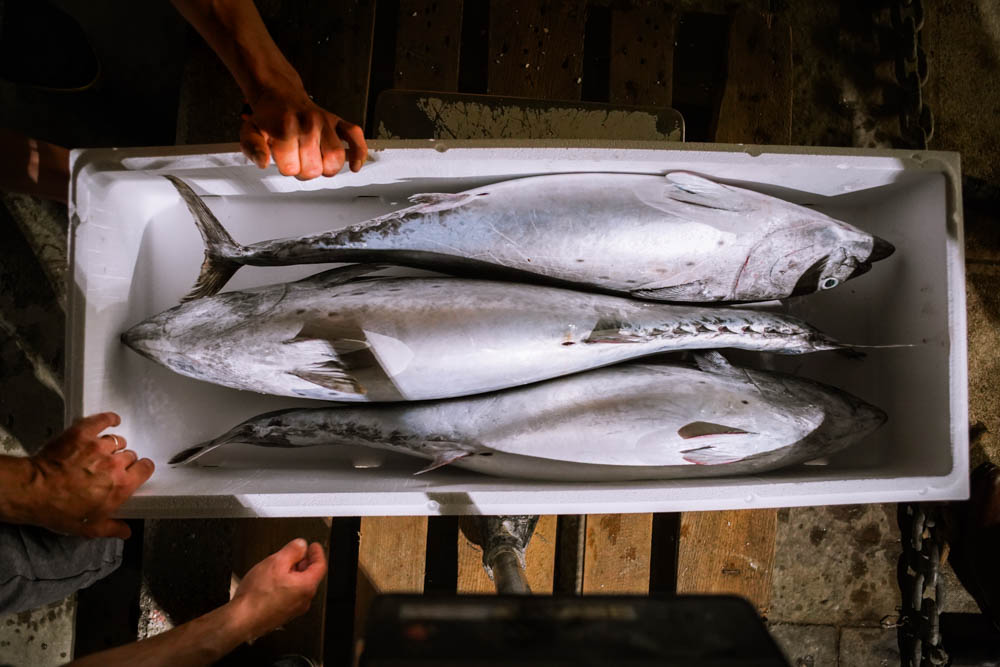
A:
820 277 840 290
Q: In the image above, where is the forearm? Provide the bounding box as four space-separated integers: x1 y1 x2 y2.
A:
0 455 39 525
170 0 304 104
69 597 255 667
0 129 70 203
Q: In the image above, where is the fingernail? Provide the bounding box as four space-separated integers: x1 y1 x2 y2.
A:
293 538 307 549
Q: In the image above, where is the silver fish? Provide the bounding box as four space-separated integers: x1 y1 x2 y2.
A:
123 265 852 402
166 172 893 303
168 353 887 482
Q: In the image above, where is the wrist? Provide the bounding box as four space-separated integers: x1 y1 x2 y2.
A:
245 67 308 109
220 595 263 645
0 456 43 525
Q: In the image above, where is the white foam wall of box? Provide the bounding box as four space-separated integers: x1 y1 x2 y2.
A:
65 140 968 518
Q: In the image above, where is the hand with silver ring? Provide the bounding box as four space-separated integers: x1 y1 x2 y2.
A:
2 412 154 538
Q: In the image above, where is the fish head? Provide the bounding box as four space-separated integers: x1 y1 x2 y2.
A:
735 217 894 300
793 380 887 454
121 293 259 378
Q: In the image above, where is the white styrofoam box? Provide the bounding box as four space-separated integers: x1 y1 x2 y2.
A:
66 140 968 518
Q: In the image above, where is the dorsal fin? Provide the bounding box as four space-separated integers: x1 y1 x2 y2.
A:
664 172 750 212
407 192 476 213
692 351 741 377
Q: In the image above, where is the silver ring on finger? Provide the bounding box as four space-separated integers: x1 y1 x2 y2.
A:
105 434 123 451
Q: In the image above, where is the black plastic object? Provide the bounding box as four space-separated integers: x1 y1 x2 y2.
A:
359 594 789 666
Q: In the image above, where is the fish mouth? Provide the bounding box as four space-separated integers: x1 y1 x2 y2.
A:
867 236 895 263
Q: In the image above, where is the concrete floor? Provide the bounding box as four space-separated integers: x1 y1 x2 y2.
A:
1 1 999 666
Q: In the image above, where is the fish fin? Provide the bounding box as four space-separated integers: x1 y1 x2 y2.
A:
289 364 366 395
663 172 750 212
284 320 372 356
164 175 246 302
678 421 754 439
407 192 476 213
294 264 390 287
679 445 744 465
630 279 714 301
168 444 210 465
414 448 472 474
583 317 644 344
692 351 742 377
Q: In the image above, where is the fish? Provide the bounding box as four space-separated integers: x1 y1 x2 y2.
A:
167 353 887 482
165 172 894 304
122 264 856 402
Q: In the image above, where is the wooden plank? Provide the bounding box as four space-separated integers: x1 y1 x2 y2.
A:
676 510 777 613
675 7 791 615
582 513 653 594
713 8 793 145
394 0 464 91
609 0 676 107
354 516 428 635
487 0 588 100
228 518 332 665
456 515 558 593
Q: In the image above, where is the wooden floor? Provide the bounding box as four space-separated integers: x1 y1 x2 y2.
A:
79 2 795 665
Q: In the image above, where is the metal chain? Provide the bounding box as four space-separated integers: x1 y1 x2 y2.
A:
887 2 945 664
897 504 949 666
890 0 934 149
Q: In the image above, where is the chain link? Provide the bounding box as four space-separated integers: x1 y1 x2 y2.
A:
886 1 945 664
897 503 949 666
890 0 934 149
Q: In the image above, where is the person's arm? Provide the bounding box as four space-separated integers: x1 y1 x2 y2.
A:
170 0 367 179
0 412 153 538
68 538 328 667
0 128 70 203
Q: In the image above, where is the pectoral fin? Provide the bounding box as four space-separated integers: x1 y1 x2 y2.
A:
289 363 365 396
295 264 389 287
631 279 714 301
678 421 753 439
679 445 744 465
285 320 372 356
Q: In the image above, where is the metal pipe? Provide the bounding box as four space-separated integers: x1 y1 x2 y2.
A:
489 547 532 595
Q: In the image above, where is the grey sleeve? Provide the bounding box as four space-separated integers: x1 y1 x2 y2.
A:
0 523 122 616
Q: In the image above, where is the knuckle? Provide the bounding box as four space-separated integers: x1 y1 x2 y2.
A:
281 112 298 136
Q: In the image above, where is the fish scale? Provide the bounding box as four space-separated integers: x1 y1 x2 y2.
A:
122 266 854 403
164 172 894 304
168 355 887 482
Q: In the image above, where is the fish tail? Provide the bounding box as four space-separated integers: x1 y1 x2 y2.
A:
167 427 243 465
163 175 246 301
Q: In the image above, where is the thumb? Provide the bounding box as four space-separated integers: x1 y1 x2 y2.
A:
86 518 132 539
273 538 309 569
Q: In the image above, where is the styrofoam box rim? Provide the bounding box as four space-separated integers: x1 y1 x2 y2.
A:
67 140 969 517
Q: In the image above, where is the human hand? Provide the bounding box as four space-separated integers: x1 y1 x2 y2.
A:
21 412 154 538
240 79 368 180
228 538 328 641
